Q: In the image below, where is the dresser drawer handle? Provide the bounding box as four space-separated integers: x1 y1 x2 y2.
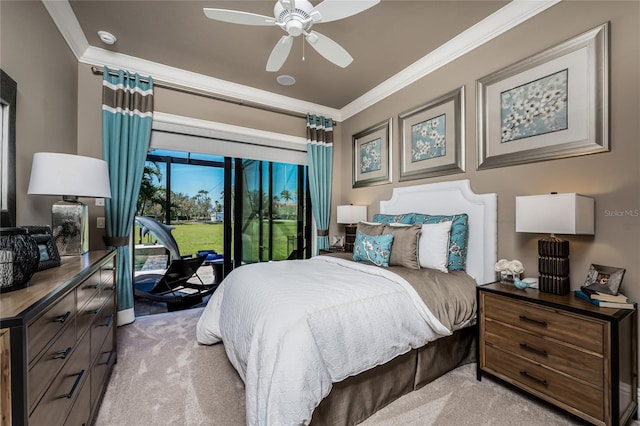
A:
98 314 114 328
83 283 100 290
519 370 548 387
518 315 547 327
100 350 115 366
53 347 72 360
103 285 116 291
54 311 71 323
63 369 85 399
519 343 548 357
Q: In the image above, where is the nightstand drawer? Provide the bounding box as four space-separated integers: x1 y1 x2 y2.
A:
483 293 604 353
485 319 603 387
485 345 604 422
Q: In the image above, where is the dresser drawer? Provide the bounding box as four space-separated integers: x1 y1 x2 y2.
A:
483 292 605 353
90 300 114 362
76 293 104 341
485 319 604 387
91 326 115 412
76 275 101 312
28 321 77 412
29 331 91 426
63 377 90 426
485 345 604 422
28 291 76 364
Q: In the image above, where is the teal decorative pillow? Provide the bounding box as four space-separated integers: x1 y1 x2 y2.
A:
353 231 394 267
372 213 415 225
413 213 469 271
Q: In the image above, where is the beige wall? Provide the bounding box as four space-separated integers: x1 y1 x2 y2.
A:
1 0 78 227
336 1 640 299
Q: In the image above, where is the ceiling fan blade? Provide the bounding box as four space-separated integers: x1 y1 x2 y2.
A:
306 31 353 68
266 36 294 72
203 8 276 26
310 0 380 23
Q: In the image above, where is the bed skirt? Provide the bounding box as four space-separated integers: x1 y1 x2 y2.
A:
311 325 476 425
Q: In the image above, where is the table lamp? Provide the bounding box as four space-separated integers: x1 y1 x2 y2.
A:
516 193 594 295
337 205 367 252
28 152 112 255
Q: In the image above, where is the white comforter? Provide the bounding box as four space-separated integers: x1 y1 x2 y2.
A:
196 256 450 425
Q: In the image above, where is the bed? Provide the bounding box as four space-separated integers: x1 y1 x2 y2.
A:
196 179 497 425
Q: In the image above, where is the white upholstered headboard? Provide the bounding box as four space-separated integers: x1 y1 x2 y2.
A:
379 179 497 285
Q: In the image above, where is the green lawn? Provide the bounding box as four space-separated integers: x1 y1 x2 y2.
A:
134 221 298 268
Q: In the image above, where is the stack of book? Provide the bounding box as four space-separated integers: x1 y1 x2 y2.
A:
573 287 634 309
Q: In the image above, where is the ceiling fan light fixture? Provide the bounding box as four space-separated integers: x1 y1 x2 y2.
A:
98 30 117 45
276 75 296 86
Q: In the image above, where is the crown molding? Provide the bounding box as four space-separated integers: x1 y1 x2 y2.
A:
339 0 562 120
41 0 89 60
43 0 560 123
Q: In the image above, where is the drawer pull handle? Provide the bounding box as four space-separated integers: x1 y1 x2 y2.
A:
101 350 115 366
520 370 548 387
98 314 114 328
64 369 85 399
518 315 547 327
519 343 548 357
84 283 100 290
103 285 116 291
53 347 72 360
54 311 71 323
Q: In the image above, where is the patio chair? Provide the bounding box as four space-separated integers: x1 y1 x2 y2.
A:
134 255 216 311
134 216 217 311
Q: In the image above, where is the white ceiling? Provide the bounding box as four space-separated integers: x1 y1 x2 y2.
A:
44 0 559 121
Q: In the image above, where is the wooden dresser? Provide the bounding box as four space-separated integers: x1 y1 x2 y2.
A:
478 282 638 426
0 251 117 426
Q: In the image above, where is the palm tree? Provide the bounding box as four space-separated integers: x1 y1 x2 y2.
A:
280 189 292 219
137 162 163 216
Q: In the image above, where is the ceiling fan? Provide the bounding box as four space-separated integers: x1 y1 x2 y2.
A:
203 0 380 72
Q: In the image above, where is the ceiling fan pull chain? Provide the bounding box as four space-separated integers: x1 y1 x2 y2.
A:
302 37 306 62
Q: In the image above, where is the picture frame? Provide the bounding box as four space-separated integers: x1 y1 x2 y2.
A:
24 225 61 271
0 69 17 227
353 118 391 188
398 86 465 181
583 264 625 295
476 23 609 170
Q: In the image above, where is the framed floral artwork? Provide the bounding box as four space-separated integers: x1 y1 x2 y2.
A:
477 23 609 170
352 118 391 188
398 86 465 181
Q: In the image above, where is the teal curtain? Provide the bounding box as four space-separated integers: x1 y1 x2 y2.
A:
102 67 154 326
306 114 333 254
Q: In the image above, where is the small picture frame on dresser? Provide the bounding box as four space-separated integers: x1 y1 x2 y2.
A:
25 225 61 271
583 264 625 295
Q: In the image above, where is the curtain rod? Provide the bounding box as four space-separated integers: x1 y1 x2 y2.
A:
91 66 318 122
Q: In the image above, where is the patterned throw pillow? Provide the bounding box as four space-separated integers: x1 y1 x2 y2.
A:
353 231 394 267
413 213 469 271
371 213 415 225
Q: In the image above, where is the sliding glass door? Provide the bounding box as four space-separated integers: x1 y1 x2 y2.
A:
236 159 307 264
136 150 309 278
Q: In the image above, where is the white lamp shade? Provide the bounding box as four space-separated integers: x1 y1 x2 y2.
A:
28 152 112 198
516 193 594 235
337 205 367 224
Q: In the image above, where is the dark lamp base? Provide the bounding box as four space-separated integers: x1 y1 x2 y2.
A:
538 236 570 295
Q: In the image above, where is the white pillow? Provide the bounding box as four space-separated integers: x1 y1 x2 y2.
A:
418 221 452 272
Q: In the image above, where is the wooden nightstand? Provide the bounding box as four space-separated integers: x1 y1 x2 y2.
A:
477 282 638 426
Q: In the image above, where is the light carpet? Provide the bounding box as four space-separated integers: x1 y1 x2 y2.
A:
95 307 633 426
